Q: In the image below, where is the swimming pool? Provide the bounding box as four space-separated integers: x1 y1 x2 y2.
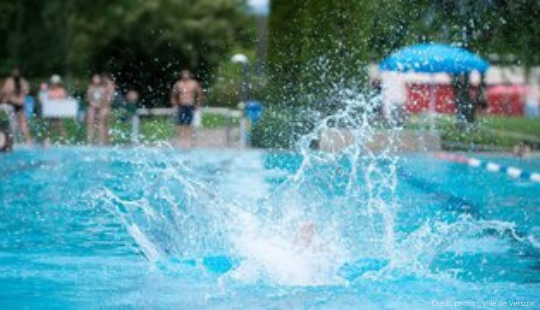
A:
1 147 539 308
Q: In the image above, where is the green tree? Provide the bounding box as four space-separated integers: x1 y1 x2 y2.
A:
365 0 540 69
255 0 376 148
0 0 255 106
265 0 305 106
300 0 374 106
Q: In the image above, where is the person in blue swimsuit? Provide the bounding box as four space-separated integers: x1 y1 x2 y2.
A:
170 70 205 147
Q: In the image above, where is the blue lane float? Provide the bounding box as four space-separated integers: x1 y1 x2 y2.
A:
435 153 540 183
157 255 388 282
158 255 240 274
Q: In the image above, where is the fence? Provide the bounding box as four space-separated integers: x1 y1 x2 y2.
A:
132 107 246 147
3 102 246 147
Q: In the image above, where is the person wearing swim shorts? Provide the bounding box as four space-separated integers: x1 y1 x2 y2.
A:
170 69 204 147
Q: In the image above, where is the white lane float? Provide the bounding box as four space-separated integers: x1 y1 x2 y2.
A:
435 152 540 183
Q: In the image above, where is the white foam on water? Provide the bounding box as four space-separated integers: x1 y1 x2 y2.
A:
363 215 526 280
528 227 540 250
228 222 347 286
96 91 404 286
95 91 540 287
127 224 161 263
217 90 401 285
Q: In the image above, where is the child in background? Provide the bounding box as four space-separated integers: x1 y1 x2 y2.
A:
118 89 139 123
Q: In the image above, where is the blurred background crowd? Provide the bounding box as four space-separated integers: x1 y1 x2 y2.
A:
0 70 140 147
0 0 539 152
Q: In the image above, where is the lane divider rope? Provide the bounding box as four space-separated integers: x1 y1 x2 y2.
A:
435 152 540 183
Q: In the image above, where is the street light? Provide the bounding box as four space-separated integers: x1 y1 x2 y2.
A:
231 53 248 65
231 53 249 104
231 53 250 148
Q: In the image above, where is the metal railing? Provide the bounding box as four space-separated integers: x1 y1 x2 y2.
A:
1 103 247 147
132 107 246 147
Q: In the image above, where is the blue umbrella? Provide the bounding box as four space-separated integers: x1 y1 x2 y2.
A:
379 43 490 74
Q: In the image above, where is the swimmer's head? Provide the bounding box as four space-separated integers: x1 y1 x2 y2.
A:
298 222 316 246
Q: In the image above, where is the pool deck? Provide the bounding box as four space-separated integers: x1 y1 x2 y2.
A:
172 128 242 148
188 128 442 151
319 129 442 152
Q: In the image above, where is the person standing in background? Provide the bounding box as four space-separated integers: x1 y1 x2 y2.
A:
118 89 139 123
98 73 116 145
86 74 105 144
525 77 540 117
452 73 475 125
0 69 33 145
125 89 139 112
46 75 68 143
170 69 204 147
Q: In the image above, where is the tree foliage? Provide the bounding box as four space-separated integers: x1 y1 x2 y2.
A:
265 0 540 103
0 0 255 106
366 0 540 67
266 0 305 105
256 0 540 148
266 0 375 106
300 0 374 104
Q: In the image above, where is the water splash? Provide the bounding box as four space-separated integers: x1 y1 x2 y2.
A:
96 90 538 287
98 148 243 260
528 227 540 250
367 215 523 280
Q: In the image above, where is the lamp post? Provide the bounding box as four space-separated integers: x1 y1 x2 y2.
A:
231 53 249 148
231 53 249 104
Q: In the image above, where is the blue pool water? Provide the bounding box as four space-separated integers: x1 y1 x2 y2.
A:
1 147 540 308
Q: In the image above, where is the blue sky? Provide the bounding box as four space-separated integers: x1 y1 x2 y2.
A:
248 0 269 14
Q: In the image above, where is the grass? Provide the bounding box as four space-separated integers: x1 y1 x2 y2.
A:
479 117 540 136
408 115 540 151
202 113 240 128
